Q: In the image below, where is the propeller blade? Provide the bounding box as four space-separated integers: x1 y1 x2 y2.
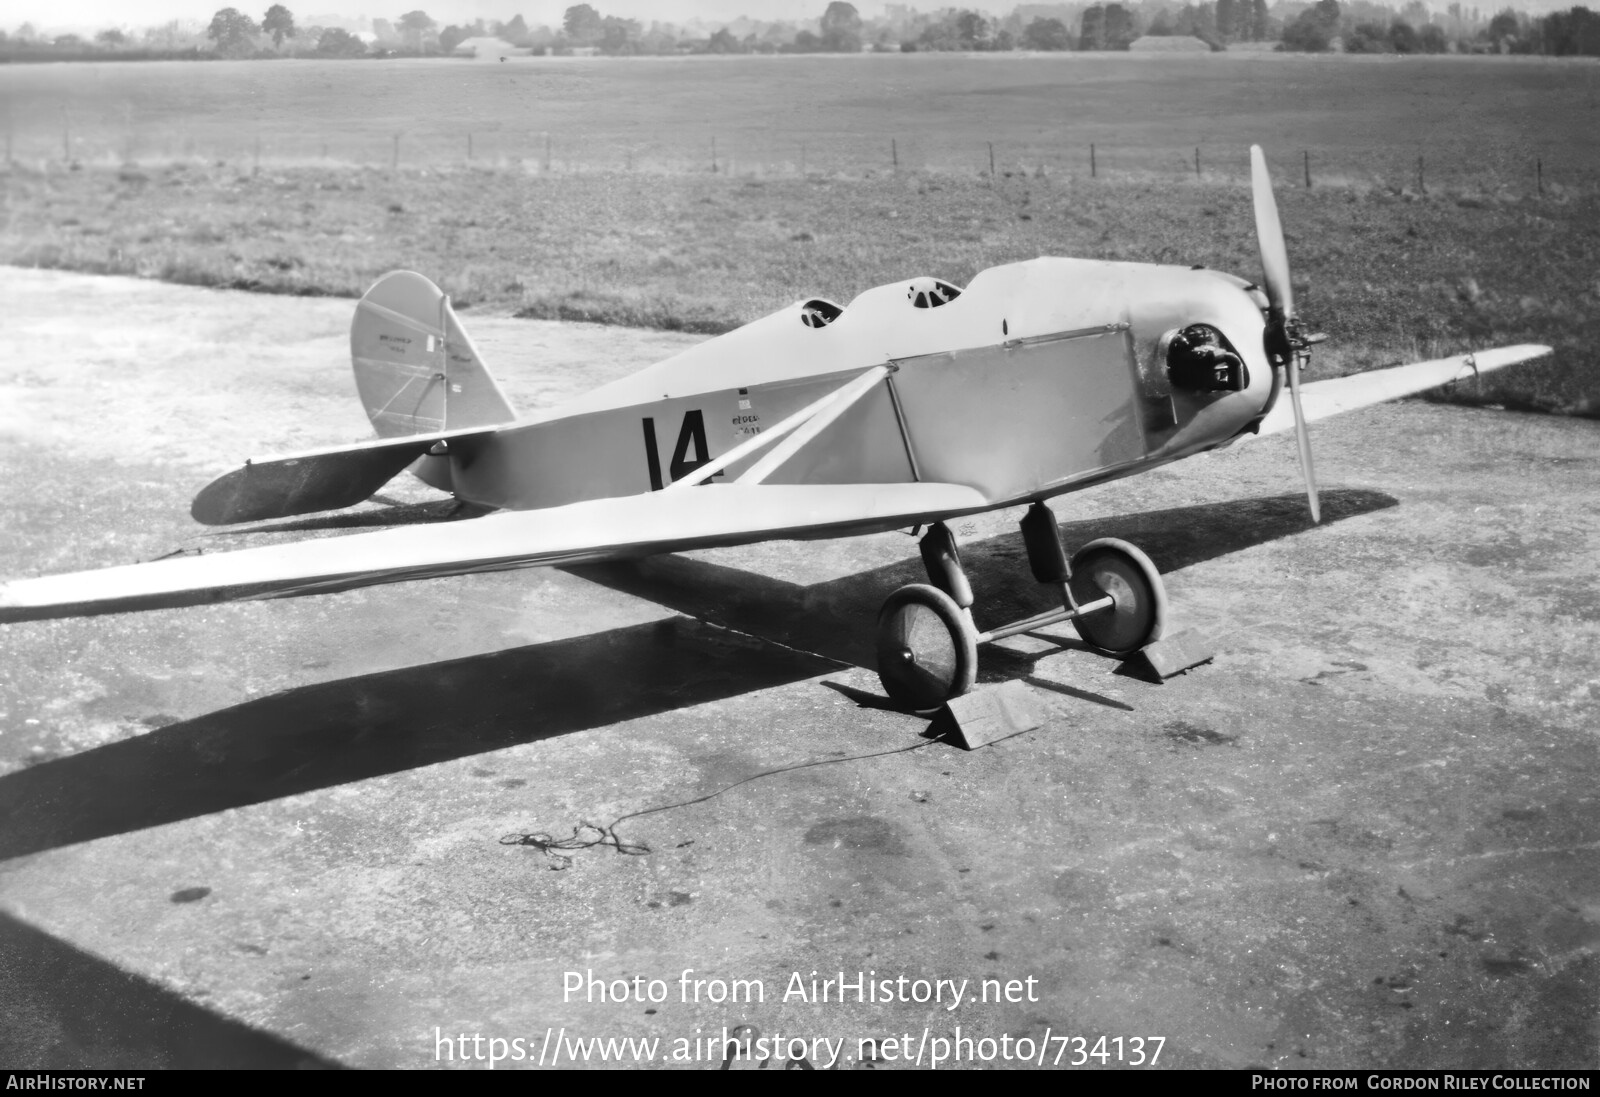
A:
1250 145 1294 326
1287 353 1321 524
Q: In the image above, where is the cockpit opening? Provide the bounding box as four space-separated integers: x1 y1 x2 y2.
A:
906 278 963 309
799 298 844 329
1165 324 1249 393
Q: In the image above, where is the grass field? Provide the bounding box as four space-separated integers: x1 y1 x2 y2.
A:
2 54 1597 415
4 53 1599 183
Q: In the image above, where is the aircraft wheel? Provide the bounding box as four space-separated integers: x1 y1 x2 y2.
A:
876 583 978 713
1068 538 1167 656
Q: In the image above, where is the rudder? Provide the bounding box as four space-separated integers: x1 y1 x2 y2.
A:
351 271 517 438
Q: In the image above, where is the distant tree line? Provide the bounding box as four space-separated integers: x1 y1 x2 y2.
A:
1 1 1595 62
1275 0 1599 53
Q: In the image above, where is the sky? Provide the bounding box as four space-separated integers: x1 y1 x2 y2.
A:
8 0 911 35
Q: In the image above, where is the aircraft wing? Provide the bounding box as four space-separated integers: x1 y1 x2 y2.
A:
1251 344 1551 437
0 481 988 623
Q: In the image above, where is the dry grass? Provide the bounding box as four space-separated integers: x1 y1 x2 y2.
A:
5 54 1598 187
3 160 1596 415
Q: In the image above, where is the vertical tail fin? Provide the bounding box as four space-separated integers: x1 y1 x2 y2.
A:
350 271 518 438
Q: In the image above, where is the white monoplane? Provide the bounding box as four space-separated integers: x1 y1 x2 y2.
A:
0 148 1548 710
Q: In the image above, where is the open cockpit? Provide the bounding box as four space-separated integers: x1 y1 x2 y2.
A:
799 298 844 329
906 277 963 309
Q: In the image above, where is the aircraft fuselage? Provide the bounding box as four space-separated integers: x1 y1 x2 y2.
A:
422 257 1277 514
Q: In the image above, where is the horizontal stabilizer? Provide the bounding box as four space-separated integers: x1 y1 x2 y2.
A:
4 481 989 622
190 426 502 525
1252 344 1551 437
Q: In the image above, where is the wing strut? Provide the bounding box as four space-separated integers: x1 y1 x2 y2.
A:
663 363 893 491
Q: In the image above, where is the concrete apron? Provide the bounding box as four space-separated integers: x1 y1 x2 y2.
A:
0 270 1596 1070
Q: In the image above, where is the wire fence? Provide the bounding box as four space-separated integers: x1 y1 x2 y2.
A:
2 122 1589 195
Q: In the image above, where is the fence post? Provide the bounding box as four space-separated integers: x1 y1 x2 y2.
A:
1090 143 1096 179
711 135 717 174
253 134 261 176
1194 146 1200 178
1417 154 1425 195
62 107 70 162
1304 149 1311 188
892 138 897 170
799 143 805 176
1536 157 1543 196
321 142 328 160
988 141 995 176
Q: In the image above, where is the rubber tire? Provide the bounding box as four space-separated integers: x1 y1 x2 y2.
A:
876 583 979 713
1068 538 1167 656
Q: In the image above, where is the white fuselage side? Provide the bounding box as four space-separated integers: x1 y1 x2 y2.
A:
434 258 1274 513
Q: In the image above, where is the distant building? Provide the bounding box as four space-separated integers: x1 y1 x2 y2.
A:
1128 35 1212 51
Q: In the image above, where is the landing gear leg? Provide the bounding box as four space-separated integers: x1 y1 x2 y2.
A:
982 502 1168 656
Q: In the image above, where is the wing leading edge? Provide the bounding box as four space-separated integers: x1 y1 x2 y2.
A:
0 481 988 623
1249 344 1551 438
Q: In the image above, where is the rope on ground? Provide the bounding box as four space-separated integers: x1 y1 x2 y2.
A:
500 737 940 868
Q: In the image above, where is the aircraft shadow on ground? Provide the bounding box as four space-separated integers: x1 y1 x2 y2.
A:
0 911 338 1069
569 488 1399 670
0 488 1393 865
0 618 837 862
